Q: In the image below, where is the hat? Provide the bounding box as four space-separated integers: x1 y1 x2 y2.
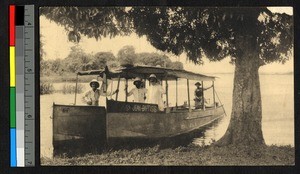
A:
90 79 100 88
148 74 158 81
133 77 142 85
195 82 201 86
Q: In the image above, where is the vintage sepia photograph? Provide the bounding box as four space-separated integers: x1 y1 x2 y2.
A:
39 7 294 165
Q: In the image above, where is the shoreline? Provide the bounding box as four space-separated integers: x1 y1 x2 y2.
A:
41 144 294 166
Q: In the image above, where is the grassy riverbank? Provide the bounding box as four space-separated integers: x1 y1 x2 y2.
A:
41 74 94 83
41 144 294 166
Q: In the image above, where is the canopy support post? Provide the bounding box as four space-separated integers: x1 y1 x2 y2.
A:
202 81 205 110
74 74 78 105
102 73 108 108
125 79 128 102
187 79 191 112
104 72 107 98
215 89 227 117
110 80 113 100
115 76 121 101
165 79 169 112
144 76 147 102
176 78 178 108
213 81 216 108
144 76 147 88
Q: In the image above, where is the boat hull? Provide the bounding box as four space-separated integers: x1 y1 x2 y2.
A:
107 106 224 138
52 104 107 147
52 103 224 149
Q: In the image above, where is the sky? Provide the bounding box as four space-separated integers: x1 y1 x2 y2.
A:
40 7 293 74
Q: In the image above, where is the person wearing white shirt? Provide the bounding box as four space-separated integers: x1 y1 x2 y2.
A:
82 79 118 106
127 77 148 103
146 74 165 111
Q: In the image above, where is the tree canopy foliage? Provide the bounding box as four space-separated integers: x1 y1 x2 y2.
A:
131 7 293 65
135 52 183 69
40 7 131 42
40 7 293 65
93 52 117 69
117 45 137 66
41 45 183 76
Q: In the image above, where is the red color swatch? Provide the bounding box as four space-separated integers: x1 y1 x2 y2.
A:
9 5 15 46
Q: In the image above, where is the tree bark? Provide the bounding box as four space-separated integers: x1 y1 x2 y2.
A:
215 37 265 146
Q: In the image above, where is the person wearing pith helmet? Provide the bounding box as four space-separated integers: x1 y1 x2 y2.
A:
147 74 165 111
82 79 119 106
195 82 201 86
149 74 158 82
126 77 147 103
90 79 100 88
194 82 212 109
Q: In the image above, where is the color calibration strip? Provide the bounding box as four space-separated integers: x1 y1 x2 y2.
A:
10 5 35 167
10 5 17 167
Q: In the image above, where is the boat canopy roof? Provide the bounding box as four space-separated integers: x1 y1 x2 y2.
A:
77 66 216 81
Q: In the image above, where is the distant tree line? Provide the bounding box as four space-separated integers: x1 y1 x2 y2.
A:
41 45 183 76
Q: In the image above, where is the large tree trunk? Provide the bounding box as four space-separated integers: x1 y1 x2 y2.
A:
216 39 265 146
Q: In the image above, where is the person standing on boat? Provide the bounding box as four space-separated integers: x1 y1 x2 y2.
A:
146 74 165 111
127 77 147 103
82 79 118 106
194 82 212 109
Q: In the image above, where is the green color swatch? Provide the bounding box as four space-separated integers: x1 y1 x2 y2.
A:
10 87 16 128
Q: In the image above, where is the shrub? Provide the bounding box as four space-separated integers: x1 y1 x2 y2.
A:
40 82 55 95
62 83 84 94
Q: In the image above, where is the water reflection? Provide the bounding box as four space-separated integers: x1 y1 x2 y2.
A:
193 115 229 146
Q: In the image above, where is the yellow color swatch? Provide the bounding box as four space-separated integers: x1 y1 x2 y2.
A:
10 46 15 87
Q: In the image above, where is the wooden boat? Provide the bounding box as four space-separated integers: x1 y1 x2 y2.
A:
52 66 226 150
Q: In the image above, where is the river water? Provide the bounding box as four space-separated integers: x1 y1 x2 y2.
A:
40 74 294 158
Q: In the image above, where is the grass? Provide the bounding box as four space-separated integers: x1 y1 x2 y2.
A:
62 83 84 94
40 82 55 95
41 144 294 166
41 74 95 83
